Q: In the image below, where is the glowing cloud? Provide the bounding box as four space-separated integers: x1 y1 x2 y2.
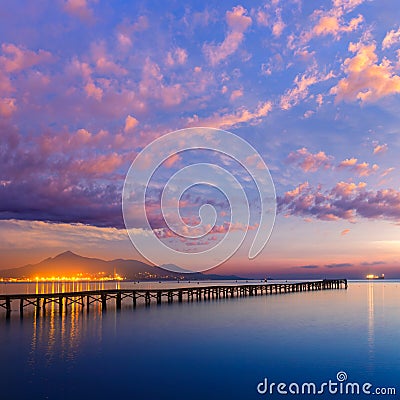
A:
337 158 379 176
331 42 400 102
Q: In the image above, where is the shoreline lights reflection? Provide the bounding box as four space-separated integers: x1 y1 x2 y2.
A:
0 273 125 283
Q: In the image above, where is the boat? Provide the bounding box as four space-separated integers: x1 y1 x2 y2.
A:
365 274 384 280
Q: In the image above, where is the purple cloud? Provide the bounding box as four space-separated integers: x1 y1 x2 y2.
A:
278 181 400 222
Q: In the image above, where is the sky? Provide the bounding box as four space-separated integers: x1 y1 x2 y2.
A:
1 0 400 278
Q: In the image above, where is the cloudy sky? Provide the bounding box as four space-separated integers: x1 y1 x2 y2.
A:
1 0 400 278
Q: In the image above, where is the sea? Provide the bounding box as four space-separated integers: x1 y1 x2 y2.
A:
0 280 399 400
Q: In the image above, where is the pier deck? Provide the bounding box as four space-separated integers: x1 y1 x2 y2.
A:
0 279 347 319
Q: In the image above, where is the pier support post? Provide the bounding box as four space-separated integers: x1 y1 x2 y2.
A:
6 297 11 319
59 296 63 314
146 291 151 305
101 294 107 312
133 292 137 308
116 292 122 310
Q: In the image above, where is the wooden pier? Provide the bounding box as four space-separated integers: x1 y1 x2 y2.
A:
0 279 347 319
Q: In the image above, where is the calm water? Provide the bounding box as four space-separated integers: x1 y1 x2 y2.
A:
0 281 399 399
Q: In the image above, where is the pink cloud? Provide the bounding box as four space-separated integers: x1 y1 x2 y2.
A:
331 42 400 102
252 4 285 38
95 57 127 76
338 158 357 167
187 101 272 129
312 13 363 39
245 154 264 170
287 147 333 172
380 167 395 178
60 61 147 119
272 9 286 37
332 181 367 196
139 58 187 107
0 43 53 73
63 0 94 22
201 221 260 235
341 229 350 236
230 88 244 101
293 0 364 48
255 9 269 26
154 219 259 241
0 97 17 117
84 80 103 100
165 48 188 66
66 57 92 80
124 115 139 132
373 143 388 155
280 68 334 110
332 0 365 11
382 27 400 50
90 41 128 76
70 153 125 177
116 16 149 50
303 110 315 118
37 126 135 156
0 71 13 94
163 153 181 168
261 53 284 76
203 5 252 65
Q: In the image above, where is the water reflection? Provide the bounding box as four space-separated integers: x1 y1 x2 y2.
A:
367 282 375 373
26 299 103 370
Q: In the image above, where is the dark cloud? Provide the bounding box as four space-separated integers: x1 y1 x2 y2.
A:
0 121 126 228
0 180 124 228
325 263 353 268
298 264 319 269
361 261 386 266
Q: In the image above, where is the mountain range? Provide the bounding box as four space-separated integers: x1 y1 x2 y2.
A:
0 251 245 281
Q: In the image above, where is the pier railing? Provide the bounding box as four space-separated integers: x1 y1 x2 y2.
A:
0 279 347 319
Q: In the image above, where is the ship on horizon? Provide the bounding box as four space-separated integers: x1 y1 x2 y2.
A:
366 273 385 280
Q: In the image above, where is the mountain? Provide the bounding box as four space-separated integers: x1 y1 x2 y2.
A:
0 251 245 281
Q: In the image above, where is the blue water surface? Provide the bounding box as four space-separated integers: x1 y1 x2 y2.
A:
0 281 399 400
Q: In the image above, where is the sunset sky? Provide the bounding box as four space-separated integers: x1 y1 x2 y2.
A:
1 0 400 278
